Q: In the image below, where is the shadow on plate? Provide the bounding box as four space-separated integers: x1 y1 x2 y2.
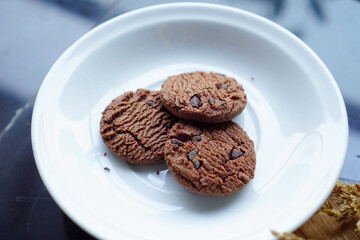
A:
128 162 245 213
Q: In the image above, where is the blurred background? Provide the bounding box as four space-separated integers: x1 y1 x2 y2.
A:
0 0 359 239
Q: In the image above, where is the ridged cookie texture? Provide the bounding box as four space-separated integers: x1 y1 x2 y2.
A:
164 120 256 196
160 72 247 123
100 89 177 165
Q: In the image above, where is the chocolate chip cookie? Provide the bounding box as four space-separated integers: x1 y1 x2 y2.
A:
100 89 177 165
160 72 247 123
164 120 256 196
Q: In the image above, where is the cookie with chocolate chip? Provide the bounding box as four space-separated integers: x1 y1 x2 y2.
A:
164 120 256 196
160 72 247 123
100 89 177 165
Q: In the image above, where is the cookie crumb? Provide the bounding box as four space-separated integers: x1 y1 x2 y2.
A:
104 167 111 171
25 122 30 127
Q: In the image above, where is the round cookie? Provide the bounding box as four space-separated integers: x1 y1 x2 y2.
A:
164 120 256 196
160 72 247 123
100 89 177 165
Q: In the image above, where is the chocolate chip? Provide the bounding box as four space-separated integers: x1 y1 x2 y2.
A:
174 104 184 111
215 83 222 89
230 149 244 160
104 152 107 156
146 100 154 106
194 135 202 142
175 133 192 142
193 160 201 169
208 98 215 105
104 167 111 171
156 170 160 175
188 149 199 160
171 139 184 147
222 85 230 90
190 96 202 108
220 101 226 106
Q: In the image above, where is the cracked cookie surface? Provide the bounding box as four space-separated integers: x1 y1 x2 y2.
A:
160 72 247 123
164 120 256 196
100 89 177 165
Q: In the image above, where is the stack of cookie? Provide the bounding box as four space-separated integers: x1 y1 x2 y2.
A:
100 72 256 196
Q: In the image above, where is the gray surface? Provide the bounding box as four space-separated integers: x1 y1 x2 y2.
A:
0 0 359 239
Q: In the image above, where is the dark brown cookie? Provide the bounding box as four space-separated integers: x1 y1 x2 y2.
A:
160 72 247 123
164 120 256 196
100 89 177 165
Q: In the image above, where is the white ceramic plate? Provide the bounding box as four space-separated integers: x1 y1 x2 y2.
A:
32 3 348 239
